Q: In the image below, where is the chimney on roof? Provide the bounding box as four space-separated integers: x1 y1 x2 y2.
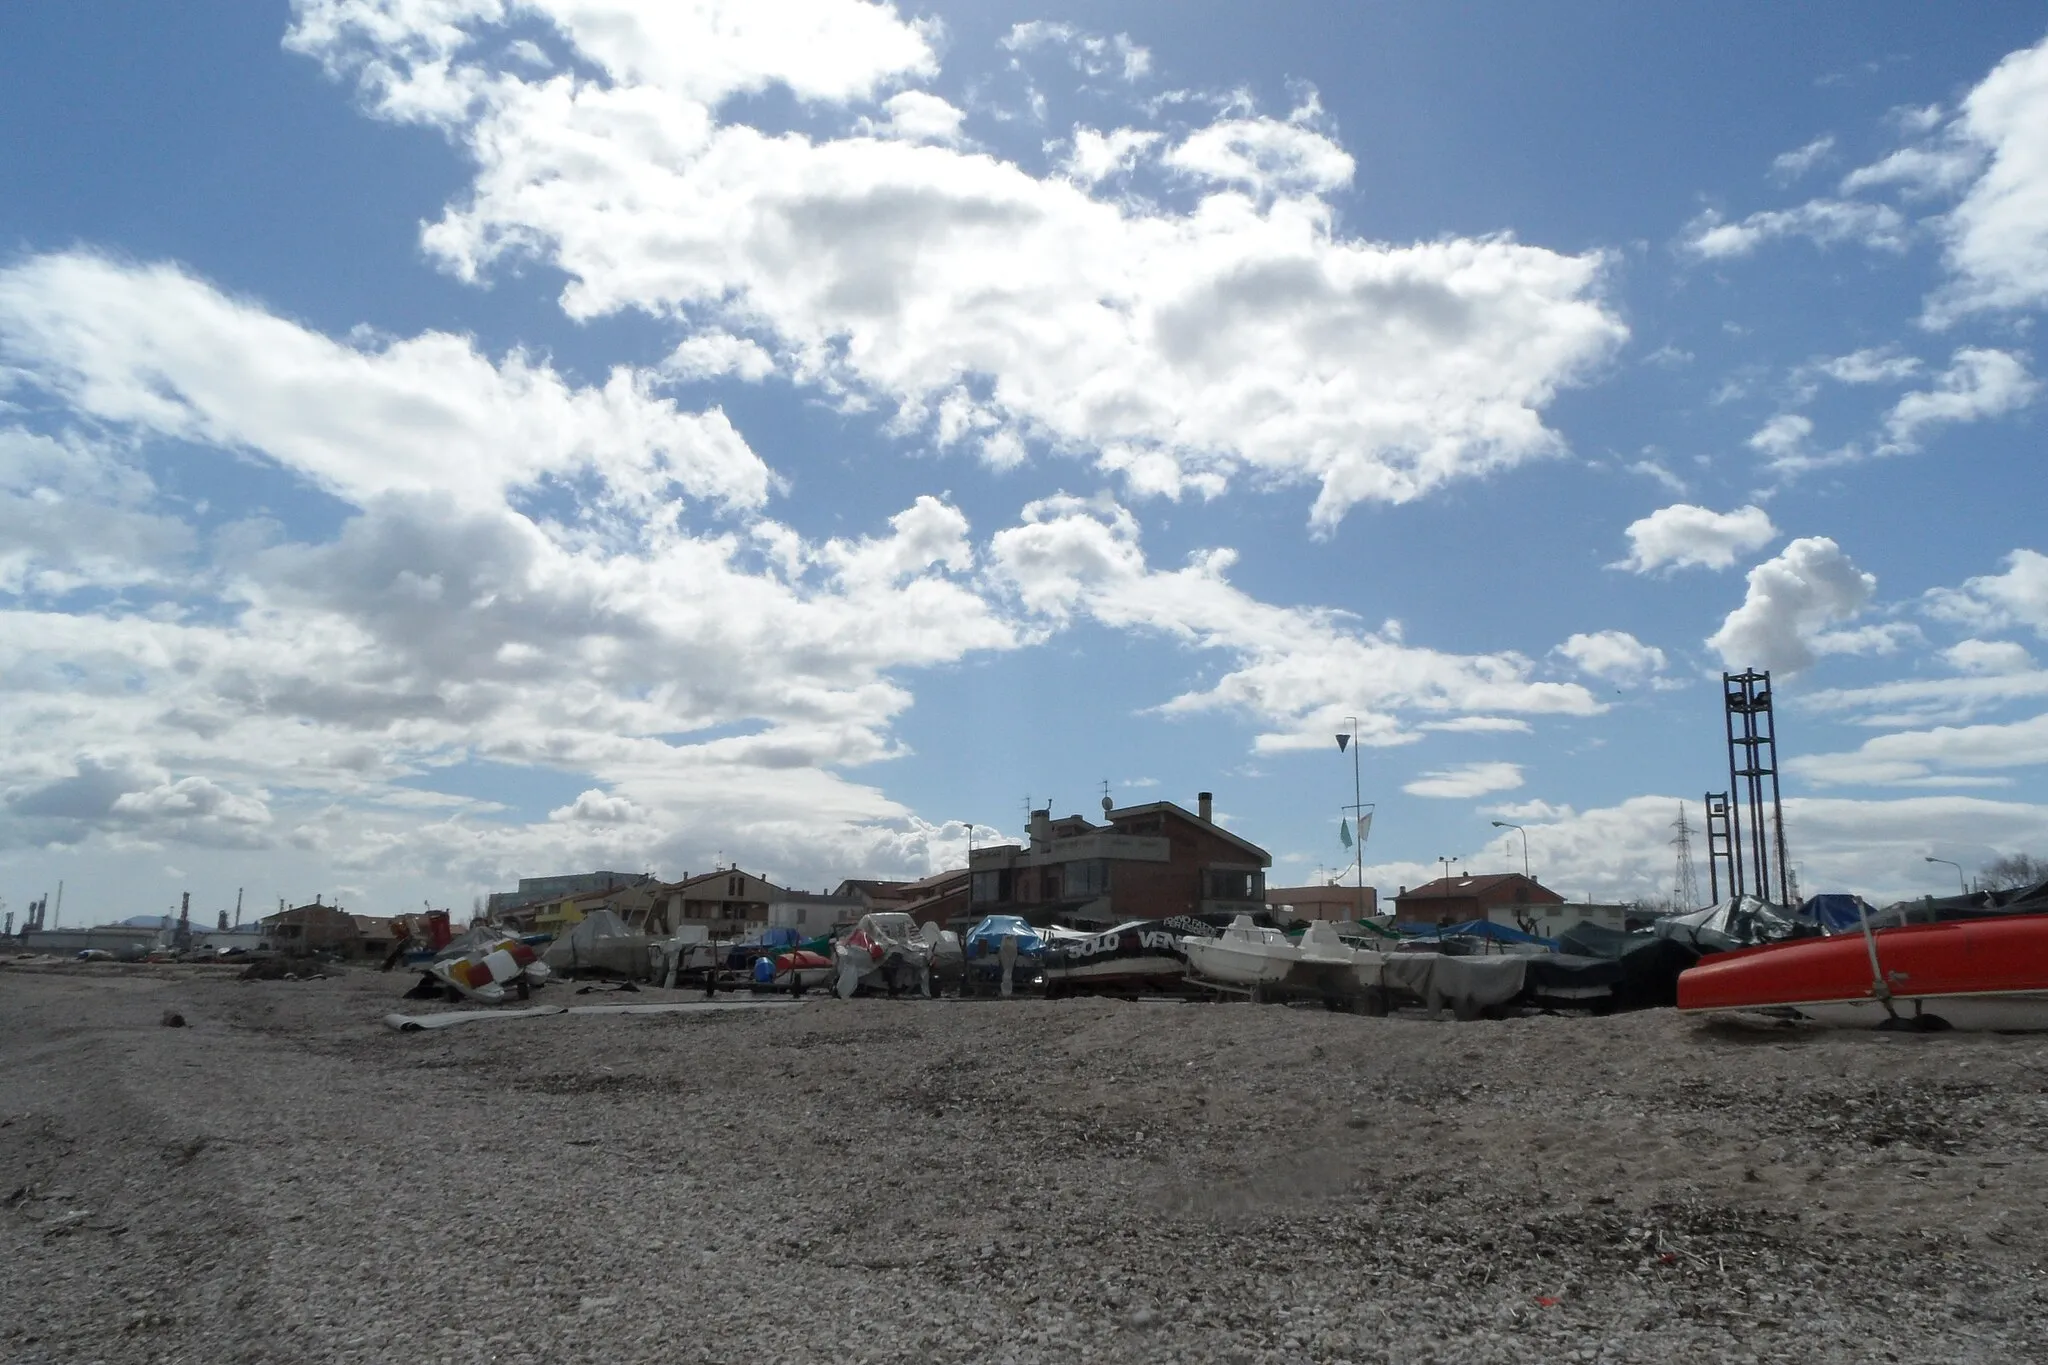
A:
1197 791 1213 822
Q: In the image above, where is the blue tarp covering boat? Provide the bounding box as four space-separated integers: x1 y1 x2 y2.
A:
963 915 1046 961
1798 894 1877 933
1393 919 1558 948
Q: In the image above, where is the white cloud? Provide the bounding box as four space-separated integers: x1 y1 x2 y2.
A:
663 331 777 382
1555 630 1667 686
1614 503 1776 574
549 789 646 823
1461 793 2048 905
985 494 1603 752
0 428 197 596
1943 639 2037 675
1815 346 1922 385
1706 536 1878 673
0 252 774 514
1789 711 2048 787
291 0 940 112
1685 199 1907 259
1769 134 1835 183
1924 549 2048 638
1001 22 1150 82
859 89 967 144
1060 126 1162 185
286 2 1627 528
1162 117 1355 196
1745 413 1814 464
1403 762 1524 800
1880 347 2038 452
1839 144 1981 199
0 254 1041 885
1928 34 2048 320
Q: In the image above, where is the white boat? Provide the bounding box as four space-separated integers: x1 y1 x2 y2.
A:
1182 914 1297 986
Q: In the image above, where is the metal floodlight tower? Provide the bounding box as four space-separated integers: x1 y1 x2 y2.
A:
1703 791 1735 902
1722 669 1791 907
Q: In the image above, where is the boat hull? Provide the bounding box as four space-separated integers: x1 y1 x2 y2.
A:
1183 939 1294 986
1678 914 2048 1030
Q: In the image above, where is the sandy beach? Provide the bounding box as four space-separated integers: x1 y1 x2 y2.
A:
4 960 2046 1364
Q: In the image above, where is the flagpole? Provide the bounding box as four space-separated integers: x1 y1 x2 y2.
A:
1340 717 1364 920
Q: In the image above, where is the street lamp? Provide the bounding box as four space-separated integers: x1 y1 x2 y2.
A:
1491 820 1529 879
1924 856 1967 895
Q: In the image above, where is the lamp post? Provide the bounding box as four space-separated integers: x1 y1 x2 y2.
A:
1924 856 1967 895
1491 820 1529 879
1336 718 1366 920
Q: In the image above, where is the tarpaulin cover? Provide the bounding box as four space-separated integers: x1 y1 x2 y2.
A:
833 912 932 997
1799 894 1877 933
1380 952 1527 1018
541 908 655 979
1040 916 1222 985
1652 896 1798 953
1520 953 1622 1007
1395 919 1558 948
1610 937 1699 1009
1556 920 1636 960
757 926 801 949
964 915 1046 961
919 923 964 979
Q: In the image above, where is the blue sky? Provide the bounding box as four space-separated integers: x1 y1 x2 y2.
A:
4 1 2047 925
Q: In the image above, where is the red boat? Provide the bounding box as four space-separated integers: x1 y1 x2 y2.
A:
1677 914 2048 1030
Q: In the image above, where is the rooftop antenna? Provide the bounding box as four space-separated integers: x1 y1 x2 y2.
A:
1100 778 1113 814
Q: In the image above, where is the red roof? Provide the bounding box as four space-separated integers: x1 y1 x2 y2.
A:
1394 873 1563 904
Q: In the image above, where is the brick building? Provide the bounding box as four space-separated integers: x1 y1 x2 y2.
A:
1267 882 1379 920
1390 873 1563 926
967 792 1270 930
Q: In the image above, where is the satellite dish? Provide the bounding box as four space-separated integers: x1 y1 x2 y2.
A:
1101 795 1114 813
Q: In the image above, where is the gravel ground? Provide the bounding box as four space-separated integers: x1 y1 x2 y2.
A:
4 960 2047 1364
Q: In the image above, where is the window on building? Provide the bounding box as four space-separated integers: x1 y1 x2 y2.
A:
971 870 1012 904
1204 868 1263 901
1065 859 1111 897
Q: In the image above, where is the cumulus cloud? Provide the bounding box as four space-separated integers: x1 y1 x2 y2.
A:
1745 413 1815 465
1402 761 1524 800
1060 126 1162 184
1943 639 2037 675
1880 347 2038 452
1924 549 2048 638
1614 503 1777 573
985 494 1603 752
1555 631 1668 686
1815 347 1922 385
1927 33 2048 321
0 428 197 596
0 252 1037 883
859 89 967 144
285 0 1626 528
549 789 646 823
1162 117 1355 196
1684 199 1907 259
1706 537 1880 673
0 252 773 513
